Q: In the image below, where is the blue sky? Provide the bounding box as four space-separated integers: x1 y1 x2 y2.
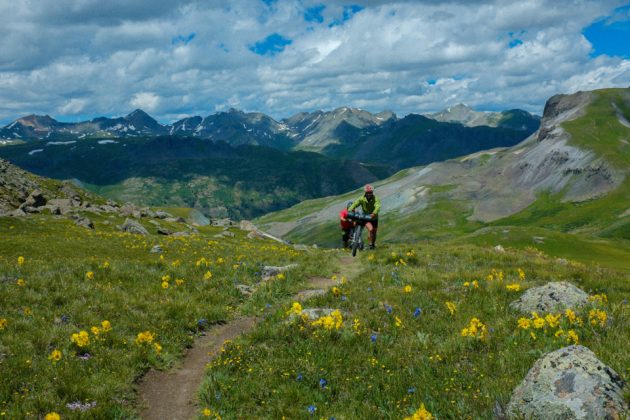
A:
0 0 629 124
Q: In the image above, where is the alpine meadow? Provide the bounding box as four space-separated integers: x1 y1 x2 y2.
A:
1 1 630 419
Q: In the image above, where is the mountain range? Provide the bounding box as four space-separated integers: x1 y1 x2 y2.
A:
0 106 539 168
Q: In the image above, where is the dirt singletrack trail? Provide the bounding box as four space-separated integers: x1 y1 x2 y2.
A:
136 253 362 419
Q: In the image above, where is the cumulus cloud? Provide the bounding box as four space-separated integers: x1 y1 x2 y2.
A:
0 0 629 124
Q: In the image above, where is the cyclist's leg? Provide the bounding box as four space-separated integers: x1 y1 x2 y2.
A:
365 222 374 245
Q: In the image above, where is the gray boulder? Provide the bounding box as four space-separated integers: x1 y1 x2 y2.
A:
157 227 172 235
261 264 298 281
150 245 164 253
509 282 589 314
20 189 46 208
507 345 627 419
119 218 149 235
155 210 173 219
73 216 94 230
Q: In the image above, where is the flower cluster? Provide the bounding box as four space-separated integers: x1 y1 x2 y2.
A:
71 331 90 348
404 403 433 420
311 310 343 331
461 318 489 340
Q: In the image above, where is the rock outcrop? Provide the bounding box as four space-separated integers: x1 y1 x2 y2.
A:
507 345 627 419
509 282 589 313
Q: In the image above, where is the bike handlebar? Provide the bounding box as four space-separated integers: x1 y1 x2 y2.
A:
346 211 374 222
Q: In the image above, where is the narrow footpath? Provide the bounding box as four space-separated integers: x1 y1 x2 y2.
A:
136 253 360 419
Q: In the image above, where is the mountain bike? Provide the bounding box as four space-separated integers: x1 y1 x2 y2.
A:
346 211 374 257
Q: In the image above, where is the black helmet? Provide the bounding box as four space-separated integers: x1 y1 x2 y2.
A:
346 201 353 209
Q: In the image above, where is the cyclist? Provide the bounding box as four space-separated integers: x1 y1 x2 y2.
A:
348 184 380 249
339 201 354 248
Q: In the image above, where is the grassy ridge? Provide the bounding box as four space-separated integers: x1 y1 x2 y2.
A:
198 243 629 418
0 213 330 418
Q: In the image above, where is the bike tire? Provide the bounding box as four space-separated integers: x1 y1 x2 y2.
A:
351 226 361 257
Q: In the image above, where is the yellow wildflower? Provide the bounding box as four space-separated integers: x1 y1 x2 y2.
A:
395 316 403 328
331 275 337 281
506 283 521 292
517 318 531 329
85 271 94 280
463 281 470 287
161 274 171 282
567 329 579 345
404 403 433 420
216 257 225 264
533 317 545 329
161 281 169 289
588 309 607 328
48 349 62 363
154 343 162 354
135 331 155 345
311 310 343 330
545 313 561 328
332 286 341 296
353 318 361 333
101 320 112 332
16 278 25 287
23 307 32 316
554 329 565 338
176 278 185 286
286 302 303 316
472 280 479 288
517 268 525 281
71 331 90 347
276 273 285 280
91 326 101 336
0 318 7 330
17 256 25 266
404 285 412 293
44 413 60 420
203 271 213 280
530 331 537 340
445 301 456 316
341 276 347 284
588 293 608 305
565 309 582 326
461 317 488 340
368 254 375 261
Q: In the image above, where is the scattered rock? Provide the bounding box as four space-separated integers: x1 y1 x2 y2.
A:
9 208 27 217
261 264 298 281
19 189 46 208
99 205 118 213
509 281 589 314
148 220 161 226
239 220 257 232
295 289 327 300
74 216 94 230
533 236 545 244
506 345 628 419
214 231 235 238
293 244 310 251
212 218 235 228
494 244 506 253
247 231 263 240
157 227 172 236
154 210 173 219
119 218 149 235
236 284 256 297
165 217 186 223
556 258 569 265
150 245 163 254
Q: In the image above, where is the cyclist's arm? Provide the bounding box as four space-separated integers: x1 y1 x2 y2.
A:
348 198 362 212
373 196 381 215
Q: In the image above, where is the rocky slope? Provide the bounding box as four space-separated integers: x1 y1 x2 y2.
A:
426 103 540 131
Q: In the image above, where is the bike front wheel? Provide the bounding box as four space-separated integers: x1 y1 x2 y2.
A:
351 226 362 257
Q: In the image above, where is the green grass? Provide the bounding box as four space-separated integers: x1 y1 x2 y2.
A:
0 213 329 418
563 88 630 169
198 243 629 418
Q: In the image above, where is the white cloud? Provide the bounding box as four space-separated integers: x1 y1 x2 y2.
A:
0 0 629 124
130 92 161 111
